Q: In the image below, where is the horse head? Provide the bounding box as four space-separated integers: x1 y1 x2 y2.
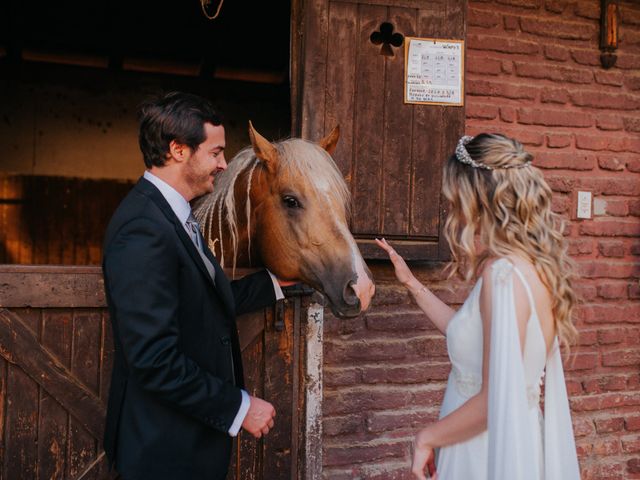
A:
193 123 375 318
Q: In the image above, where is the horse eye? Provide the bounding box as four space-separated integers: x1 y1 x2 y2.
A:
282 195 301 209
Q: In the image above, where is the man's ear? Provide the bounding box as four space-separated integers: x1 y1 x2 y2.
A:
248 121 278 174
319 126 340 156
169 140 189 163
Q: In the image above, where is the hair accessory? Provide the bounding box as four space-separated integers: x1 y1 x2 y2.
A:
455 135 532 170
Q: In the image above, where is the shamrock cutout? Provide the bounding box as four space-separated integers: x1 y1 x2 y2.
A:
370 22 404 57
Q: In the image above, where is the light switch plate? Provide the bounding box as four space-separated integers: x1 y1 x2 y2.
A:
577 191 592 219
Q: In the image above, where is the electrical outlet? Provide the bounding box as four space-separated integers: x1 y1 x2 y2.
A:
577 191 592 219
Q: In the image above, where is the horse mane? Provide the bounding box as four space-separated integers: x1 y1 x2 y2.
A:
193 138 350 273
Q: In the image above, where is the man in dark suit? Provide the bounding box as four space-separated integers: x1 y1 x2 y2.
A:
102 92 282 479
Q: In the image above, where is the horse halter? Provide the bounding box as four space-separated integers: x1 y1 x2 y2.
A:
455 135 532 171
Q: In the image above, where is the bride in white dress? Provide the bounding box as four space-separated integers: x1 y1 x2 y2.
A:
376 134 581 480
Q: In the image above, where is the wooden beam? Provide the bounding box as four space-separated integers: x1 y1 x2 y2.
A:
0 309 105 439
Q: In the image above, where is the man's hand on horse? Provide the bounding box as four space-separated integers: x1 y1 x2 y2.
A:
242 396 276 439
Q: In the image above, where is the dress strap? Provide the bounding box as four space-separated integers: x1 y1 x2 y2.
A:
511 265 537 318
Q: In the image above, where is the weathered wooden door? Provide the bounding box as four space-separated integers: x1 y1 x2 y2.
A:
0 266 316 480
292 0 466 260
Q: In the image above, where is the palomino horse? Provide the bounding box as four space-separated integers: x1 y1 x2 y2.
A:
192 123 375 317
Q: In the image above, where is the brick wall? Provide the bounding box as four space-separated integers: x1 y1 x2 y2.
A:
322 1 640 479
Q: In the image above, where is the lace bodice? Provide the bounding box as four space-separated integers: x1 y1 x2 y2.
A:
446 259 547 409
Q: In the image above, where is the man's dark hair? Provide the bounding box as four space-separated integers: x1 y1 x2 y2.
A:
138 92 223 168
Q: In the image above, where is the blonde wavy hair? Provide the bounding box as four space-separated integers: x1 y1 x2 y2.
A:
442 133 578 347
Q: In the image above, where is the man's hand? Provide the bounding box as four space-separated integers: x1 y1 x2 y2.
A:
241 396 276 438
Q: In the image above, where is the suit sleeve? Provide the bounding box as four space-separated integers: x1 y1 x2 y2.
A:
104 217 242 433
230 270 278 316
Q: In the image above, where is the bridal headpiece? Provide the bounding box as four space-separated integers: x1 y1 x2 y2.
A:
455 135 532 170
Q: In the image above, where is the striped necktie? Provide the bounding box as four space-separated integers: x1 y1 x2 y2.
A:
185 213 216 284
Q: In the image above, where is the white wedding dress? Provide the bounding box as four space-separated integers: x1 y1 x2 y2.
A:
436 259 581 480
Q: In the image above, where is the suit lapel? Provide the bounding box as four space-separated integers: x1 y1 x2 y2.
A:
135 178 236 317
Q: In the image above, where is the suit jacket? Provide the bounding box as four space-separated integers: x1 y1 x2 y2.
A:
102 177 276 480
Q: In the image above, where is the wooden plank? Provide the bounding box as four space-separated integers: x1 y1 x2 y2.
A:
38 309 72 480
4 364 38 479
0 270 106 308
0 356 6 480
300 0 330 141
262 299 295 478
410 7 448 239
356 238 439 261
12 308 41 336
352 4 387 235
0 309 105 439
381 7 416 236
332 0 443 9
69 310 101 479
324 1 358 182
99 312 113 405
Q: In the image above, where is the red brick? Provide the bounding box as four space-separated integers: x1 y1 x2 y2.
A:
515 62 593 84
520 17 595 40
598 155 627 171
466 103 499 120
325 367 361 387
503 14 519 31
603 199 629 217
565 352 598 370
517 108 592 127
365 311 430 332
541 88 570 104
628 458 640 475
573 416 594 437
501 60 514 74
602 349 640 367
623 436 640 454
323 414 363 436
468 8 500 28
603 375 631 392
623 116 640 133
570 91 640 110
500 106 516 122
545 0 568 13
630 283 640 299
544 44 570 62
598 328 626 345
466 56 502 75
496 0 541 9
534 151 595 170
568 238 594 255
360 361 450 384
629 158 640 173
580 303 640 323
594 71 625 86
323 388 413 415
617 54 640 70
596 115 625 131
625 416 640 431
598 282 629 299
575 283 597 300
575 134 626 152
621 3 640 26
598 240 625 257
366 409 438 433
625 75 640 91
581 220 640 237
467 79 538 99
551 194 570 213
574 2 600 20
324 441 406 466
546 133 572 148
595 417 625 433
578 177 640 196
570 49 601 67
593 438 622 456
468 34 540 55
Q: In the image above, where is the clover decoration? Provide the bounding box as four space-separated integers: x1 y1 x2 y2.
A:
370 22 405 57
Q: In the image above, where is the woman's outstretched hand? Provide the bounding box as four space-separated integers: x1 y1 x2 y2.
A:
375 238 415 286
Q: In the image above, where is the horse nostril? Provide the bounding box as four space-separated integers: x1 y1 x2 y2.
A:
343 282 360 307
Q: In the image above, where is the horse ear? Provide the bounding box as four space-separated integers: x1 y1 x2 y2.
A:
319 125 340 155
248 121 278 173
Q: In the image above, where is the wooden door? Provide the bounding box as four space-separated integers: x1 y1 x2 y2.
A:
292 0 466 260
0 266 311 480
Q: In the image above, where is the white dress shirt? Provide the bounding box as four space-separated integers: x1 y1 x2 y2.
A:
143 171 283 436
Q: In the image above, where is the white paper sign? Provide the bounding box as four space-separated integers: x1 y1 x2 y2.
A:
405 38 464 106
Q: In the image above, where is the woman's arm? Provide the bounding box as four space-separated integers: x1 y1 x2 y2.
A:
375 238 455 335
